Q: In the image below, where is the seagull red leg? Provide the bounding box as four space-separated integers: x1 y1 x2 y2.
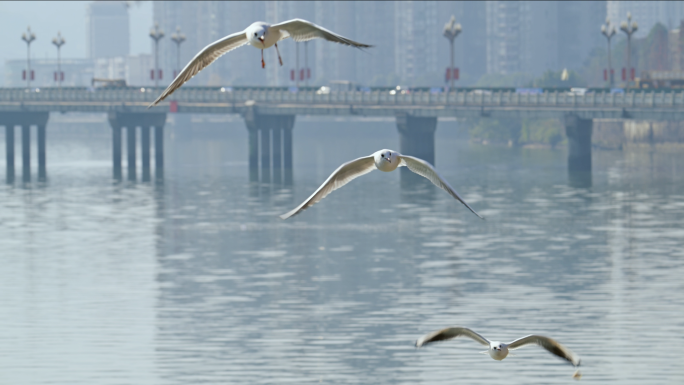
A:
261 49 265 68
275 43 283 66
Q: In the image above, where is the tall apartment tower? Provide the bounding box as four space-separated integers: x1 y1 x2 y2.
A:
607 1 673 38
394 1 439 83
486 1 605 77
86 2 130 59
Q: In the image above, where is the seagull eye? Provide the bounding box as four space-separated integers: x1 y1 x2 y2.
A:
381 154 384 157
254 33 257 36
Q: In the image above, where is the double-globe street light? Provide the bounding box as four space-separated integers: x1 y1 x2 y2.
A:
21 26 36 89
171 27 185 78
52 32 66 90
443 15 461 89
601 18 616 87
150 22 165 88
170 27 186 79
620 12 638 86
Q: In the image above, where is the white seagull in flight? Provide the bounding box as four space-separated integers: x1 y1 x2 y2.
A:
149 19 371 107
415 326 582 379
279 149 484 220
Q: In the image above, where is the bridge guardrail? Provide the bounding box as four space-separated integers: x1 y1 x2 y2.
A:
2 87 684 110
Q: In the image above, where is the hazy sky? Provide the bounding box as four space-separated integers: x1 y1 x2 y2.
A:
0 1 153 64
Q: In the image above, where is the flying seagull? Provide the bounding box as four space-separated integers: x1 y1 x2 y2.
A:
415 326 581 378
279 149 483 220
148 19 371 107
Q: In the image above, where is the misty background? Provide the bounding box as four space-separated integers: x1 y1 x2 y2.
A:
2 1 684 88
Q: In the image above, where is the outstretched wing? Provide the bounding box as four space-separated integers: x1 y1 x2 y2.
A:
415 327 490 348
270 19 372 48
148 31 248 108
399 156 484 220
280 156 376 219
507 335 581 367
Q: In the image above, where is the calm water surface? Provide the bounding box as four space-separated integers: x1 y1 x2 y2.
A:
1 118 683 384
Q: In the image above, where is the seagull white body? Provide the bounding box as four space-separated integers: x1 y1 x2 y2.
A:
415 326 581 369
279 149 483 220
149 19 371 107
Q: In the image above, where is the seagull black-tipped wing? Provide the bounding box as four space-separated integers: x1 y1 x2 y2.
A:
270 19 372 48
415 327 490 348
399 155 484 219
279 156 376 220
148 31 248 108
507 335 581 367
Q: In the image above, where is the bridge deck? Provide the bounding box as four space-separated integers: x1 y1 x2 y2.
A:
1 87 683 120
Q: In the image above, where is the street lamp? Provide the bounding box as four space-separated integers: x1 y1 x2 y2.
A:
149 22 165 88
170 26 185 78
601 18 616 87
443 15 461 89
52 32 66 89
620 12 638 86
21 26 36 89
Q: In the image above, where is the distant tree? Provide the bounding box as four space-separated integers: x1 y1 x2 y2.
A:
474 72 534 87
531 69 585 88
638 22 669 71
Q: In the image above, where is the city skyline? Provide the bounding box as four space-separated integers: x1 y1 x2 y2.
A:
2 1 684 88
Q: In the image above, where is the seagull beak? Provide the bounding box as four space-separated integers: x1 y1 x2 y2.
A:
258 37 264 45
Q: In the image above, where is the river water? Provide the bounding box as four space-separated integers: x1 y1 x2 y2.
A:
1 117 683 384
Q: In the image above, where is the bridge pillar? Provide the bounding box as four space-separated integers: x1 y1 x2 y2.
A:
0 112 48 184
247 127 258 182
107 112 166 182
396 113 437 187
141 126 151 182
37 124 46 181
5 125 15 184
127 126 137 181
243 109 295 185
260 127 271 183
155 125 164 182
21 126 31 183
396 114 437 165
112 125 123 181
564 115 592 187
283 125 293 185
272 126 282 184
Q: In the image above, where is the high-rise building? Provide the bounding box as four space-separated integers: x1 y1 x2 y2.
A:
607 1 684 37
86 2 130 59
486 1 605 77
394 1 439 83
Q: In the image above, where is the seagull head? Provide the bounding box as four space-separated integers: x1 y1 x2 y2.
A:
373 149 400 172
489 342 509 360
246 23 268 47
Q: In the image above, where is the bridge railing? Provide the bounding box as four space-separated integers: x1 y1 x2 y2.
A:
1 87 684 109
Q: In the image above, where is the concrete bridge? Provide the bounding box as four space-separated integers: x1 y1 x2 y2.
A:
1 86 683 184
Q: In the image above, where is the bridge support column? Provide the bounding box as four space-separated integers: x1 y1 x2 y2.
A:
243 109 295 185
112 125 122 181
141 126 151 182
396 114 437 187
37 124 46 182
564 115 592 187
107 112 166 182
5 125 15 184
396 114 437 164
260 127 271 183
154 125 164 182
127 126 137 181
272 125 282 184
283 125 293 185
0 112 48 184
21 126 31 183
248 127 258 182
